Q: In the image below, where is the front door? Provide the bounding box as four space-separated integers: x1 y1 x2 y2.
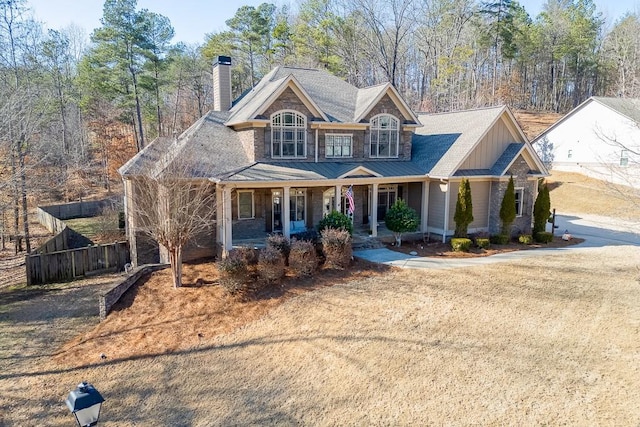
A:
376 185 397 221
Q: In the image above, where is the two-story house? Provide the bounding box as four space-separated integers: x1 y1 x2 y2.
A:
120 56 547 266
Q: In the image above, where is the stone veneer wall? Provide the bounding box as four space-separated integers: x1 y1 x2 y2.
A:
488 155 535 235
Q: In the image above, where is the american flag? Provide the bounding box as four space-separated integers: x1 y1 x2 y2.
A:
345 185 355 215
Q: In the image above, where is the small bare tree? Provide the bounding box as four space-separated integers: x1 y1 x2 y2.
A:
130 149 217 288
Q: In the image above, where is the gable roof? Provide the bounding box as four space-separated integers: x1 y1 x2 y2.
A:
415 106 514 177
534 96 640 142
226 66 420 126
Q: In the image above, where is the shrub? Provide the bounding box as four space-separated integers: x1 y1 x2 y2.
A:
518 234 533 245
235 245 259 265
293 229 319 243
475 238 490 249
535 231 554 243
266 233 290 261
217 250 250 294
490 234 510 245
257 246 285 285
289 239 318 277
318 210 353 235
451 238 472 252
454 178 473 238
321 228 352 269
384 199 419 247
533 182 551 235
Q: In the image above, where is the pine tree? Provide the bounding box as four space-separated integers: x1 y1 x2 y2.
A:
454 178 474 237
500 176 516 236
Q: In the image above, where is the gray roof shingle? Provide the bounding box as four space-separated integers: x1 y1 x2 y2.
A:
592 97 640 123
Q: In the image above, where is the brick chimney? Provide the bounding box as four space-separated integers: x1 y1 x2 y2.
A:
213 56 232 111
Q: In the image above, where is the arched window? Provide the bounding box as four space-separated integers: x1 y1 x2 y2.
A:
370 114 399 158
271 111 306 158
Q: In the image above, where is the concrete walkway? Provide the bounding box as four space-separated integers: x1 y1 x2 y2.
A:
354 214 640 269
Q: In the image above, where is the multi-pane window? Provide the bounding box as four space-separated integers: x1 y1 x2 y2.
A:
271 111 306 158
290 189 306 221
237 190 254 219
370 114 399 158
515 188 524 217
326 134 353 158
621 149 629 167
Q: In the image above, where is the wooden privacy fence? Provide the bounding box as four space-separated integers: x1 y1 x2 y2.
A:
25 242 130 285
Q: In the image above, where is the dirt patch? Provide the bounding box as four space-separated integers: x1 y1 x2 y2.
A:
513 110 562 140
53 259 391 367
387 235 583 258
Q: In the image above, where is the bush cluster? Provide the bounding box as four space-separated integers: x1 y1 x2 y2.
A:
321 228 352 269
451 238 472 252
257 246 285 285
475 238 490 249
235 245 259 265
518 234 533 245
535 231 554 243
266 233 290 262
289 239 318 277
217 249 250 294
490 234 510 245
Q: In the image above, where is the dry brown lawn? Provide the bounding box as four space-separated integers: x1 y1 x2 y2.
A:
547 171 640 221
2 246 640 425
513 110 562 140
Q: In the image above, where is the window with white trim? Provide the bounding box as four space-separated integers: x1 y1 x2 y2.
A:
515 187 524 217
621 149 629 167
237 190 254 220
567 149 573 159
325 134 352 158
271 111 306 158
370 114 399 158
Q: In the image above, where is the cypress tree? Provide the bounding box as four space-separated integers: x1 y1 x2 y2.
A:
500 176 516 236
454 178 474 237
533 181 551 234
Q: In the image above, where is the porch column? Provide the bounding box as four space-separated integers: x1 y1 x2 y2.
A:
283 186 291 239
216 185 224 248
334 184 342 212
442 181 450 243
223 186 233 254
421 180 430 233
371 183 379 237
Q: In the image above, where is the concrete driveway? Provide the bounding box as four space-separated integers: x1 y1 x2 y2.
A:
355 213 640 269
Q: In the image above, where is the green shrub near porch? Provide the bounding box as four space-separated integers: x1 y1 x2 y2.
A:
535 231 554 243
475 238 490 249
318 211 353 235
451 238 472 252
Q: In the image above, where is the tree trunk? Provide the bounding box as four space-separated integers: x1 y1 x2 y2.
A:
19 144 30 253
130 65 145 150
170 245 183 288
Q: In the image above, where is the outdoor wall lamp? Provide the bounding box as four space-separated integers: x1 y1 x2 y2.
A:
65 382 105 427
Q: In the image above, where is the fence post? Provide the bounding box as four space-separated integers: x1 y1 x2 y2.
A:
104 244 109 269
25 255 31 286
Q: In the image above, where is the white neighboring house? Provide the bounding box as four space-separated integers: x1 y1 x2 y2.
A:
533 97 640 187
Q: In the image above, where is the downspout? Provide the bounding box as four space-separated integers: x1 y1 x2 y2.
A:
315 128 318 163
442 179 450 243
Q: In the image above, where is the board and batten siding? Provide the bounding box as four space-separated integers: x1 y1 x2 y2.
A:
459 117 522 170
427 181 446 230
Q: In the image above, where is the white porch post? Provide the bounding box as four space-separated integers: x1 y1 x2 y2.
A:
283 186 291 239
334 184 342 212
442 181 450 243
216 186 224 248
371 183 379 237
223 186 233 254
421 180 430 233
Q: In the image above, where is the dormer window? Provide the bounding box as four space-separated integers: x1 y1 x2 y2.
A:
370 114 399 158
271 111 306 158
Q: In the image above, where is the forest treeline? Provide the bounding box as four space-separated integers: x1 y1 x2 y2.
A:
0 0 638 251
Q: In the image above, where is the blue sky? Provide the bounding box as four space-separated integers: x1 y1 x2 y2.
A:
27 0 640 45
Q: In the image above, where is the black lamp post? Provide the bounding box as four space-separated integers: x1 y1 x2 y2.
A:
65 382 105 427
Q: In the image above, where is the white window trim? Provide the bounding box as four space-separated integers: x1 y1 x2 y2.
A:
271 110 307 159
369 113 400 159
515 187 524 218
237 190 255 220
325 133 353 158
